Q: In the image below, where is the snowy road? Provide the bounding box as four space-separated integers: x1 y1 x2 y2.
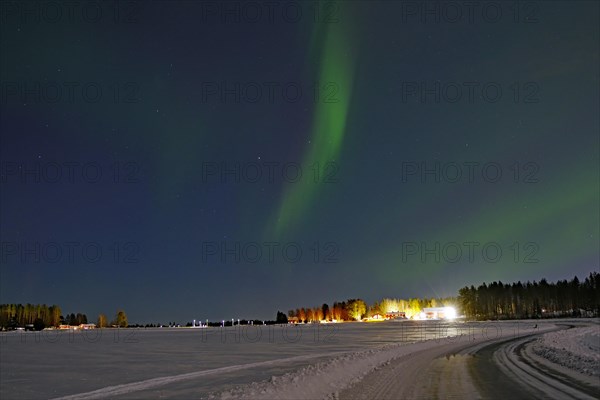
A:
339 323 599 400
478 334 598 399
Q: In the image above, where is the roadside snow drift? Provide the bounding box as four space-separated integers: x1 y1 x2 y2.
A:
532 326 600 377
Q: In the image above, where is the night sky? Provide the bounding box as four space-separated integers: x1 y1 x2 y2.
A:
1 1 598 323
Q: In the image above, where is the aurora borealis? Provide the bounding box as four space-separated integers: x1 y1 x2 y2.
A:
269 13 356 237
0 1 598 322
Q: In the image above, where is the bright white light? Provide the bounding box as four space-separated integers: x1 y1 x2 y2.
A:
445 307 456 319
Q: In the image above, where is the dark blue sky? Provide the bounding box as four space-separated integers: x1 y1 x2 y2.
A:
1 1 598 323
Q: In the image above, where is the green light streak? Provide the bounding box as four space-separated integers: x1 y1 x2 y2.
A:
268 18 356 238
373 165 599 283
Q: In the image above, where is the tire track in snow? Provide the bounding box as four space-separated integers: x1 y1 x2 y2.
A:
339 324 560 399
488 336 599 399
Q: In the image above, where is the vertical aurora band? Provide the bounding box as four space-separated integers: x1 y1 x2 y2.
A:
269 15 357 237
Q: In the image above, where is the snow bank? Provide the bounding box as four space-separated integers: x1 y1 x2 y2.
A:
211 342 408 400
532 326 600 377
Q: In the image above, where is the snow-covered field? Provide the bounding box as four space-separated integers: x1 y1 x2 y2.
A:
532 325 600 377
0 320 595 399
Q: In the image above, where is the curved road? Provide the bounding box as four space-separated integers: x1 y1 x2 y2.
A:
339 324 599 400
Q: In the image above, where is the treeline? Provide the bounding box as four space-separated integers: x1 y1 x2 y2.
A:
0 304 131 330
0 304 88 329
287 297 455 322
287 299 367 322
458 272 600 320
97 310 128 328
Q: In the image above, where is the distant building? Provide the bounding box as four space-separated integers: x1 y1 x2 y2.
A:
385 311 406 319
56 324 96 330
422 307 456 320
288 317 300 324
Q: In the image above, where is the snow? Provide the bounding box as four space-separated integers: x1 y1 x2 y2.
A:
1 320 593 399
532 325 600 377
213 320 556 399
214 343 410 400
